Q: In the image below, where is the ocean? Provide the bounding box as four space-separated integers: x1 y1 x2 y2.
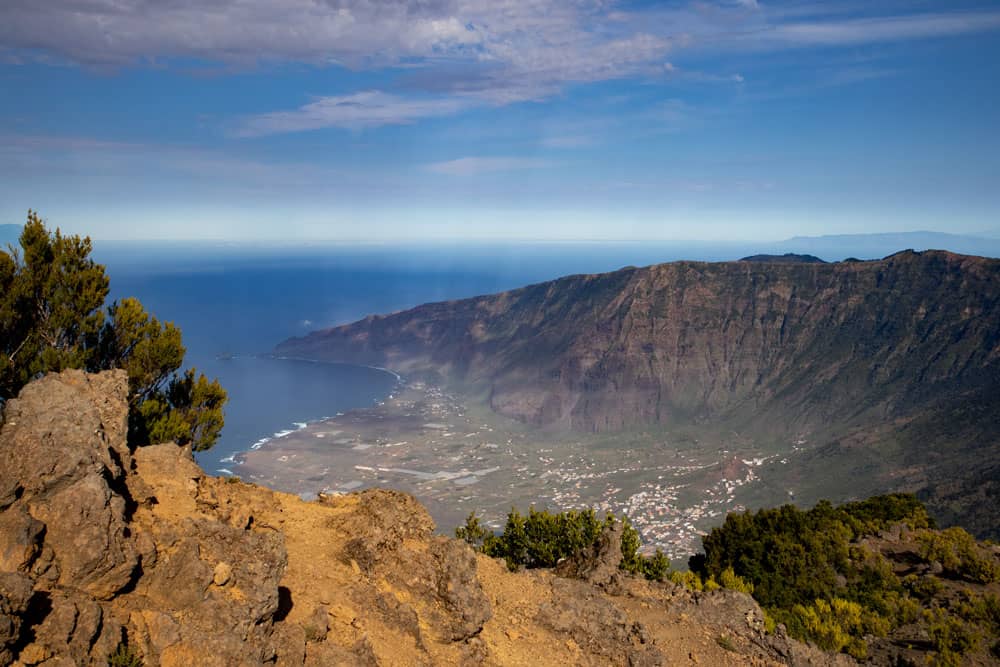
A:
94 241 758 473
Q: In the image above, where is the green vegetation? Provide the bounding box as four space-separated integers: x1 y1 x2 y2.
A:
917 527 1000 584
456 507 671 580
690 493 1000 660
107 642 143 667
1 211 225 450
715 635 737 652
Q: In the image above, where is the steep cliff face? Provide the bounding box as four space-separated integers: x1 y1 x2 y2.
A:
276 251 1000 536
0 371 848 666
278 251 1000 435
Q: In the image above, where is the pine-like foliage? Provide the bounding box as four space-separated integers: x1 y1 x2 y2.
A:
1 211 226 451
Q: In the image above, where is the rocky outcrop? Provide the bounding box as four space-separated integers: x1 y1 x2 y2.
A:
0 371 850 665
553 520 625 590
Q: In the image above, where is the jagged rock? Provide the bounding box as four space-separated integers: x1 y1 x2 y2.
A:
554 520 624 590
29 592 105 665
0 572 32 664
0 371 139 601
538 578 664 665
429 537 492 641
0 371 871 665
339 489 435 573
0 510 44 574
303 604 329 642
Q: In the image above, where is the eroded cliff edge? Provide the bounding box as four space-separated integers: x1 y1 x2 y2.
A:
0 370 850 666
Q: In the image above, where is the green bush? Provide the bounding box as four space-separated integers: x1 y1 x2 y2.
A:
925 607 979 663
904 573 943 600
1 211 226 450
917 527 999 584
782 597 889 659
455 511 491 548
669 569 704 591
461 507 668 579
718 566 754 594
691 494 959 657
108 642 143 667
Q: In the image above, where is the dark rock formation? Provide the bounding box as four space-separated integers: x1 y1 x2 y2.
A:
739 253 827 263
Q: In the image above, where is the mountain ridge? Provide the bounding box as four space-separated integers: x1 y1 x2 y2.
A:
277 250 1000 537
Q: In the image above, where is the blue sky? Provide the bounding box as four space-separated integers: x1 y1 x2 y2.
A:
1 0 999 241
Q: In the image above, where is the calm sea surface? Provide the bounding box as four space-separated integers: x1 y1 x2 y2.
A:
94 241 755 473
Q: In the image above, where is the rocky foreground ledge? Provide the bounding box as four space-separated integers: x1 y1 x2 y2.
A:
0 371 849 666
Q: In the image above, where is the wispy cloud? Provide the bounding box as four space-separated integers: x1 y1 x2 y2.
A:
425 157 555 176
540 135 594 149
765 11 1000 47
3 1 1000 136
236 91 471 136
0 133 347 189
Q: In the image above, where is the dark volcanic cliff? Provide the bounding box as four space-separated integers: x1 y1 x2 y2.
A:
277 250 1000 434
276 250 1000 536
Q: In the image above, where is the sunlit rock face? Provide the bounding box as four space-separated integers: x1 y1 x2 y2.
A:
0 370 858 666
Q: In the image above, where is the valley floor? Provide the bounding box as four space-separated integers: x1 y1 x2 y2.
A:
234 380 825 562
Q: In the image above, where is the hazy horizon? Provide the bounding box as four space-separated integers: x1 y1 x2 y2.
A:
3 1 1000 241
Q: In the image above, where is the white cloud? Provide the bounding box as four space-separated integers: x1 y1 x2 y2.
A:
3 1 1000 136
767 11 1000 46
236 91 471 136
425 157 554 176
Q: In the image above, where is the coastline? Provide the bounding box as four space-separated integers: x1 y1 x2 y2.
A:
216 354 405 477
269 353 404 383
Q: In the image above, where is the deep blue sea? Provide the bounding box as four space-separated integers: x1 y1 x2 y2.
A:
93 241 759 473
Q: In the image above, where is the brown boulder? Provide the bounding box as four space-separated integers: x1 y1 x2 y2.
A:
429 537 492 641
554 519 625 589
0 571 33 664
0 370 138 601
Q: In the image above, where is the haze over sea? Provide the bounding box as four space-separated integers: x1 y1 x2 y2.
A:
93 241 749 472
92 235 1000 474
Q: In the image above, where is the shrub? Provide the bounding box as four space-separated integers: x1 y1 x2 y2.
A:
669 569 703 591
917 527 999 584
455 511 492 549
925 607 979 663
108 642 143 667
692 494 951 657
903 574 942 600
472 507 668 578
718 566 754 594
641 549 671 581
784 597 889 659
